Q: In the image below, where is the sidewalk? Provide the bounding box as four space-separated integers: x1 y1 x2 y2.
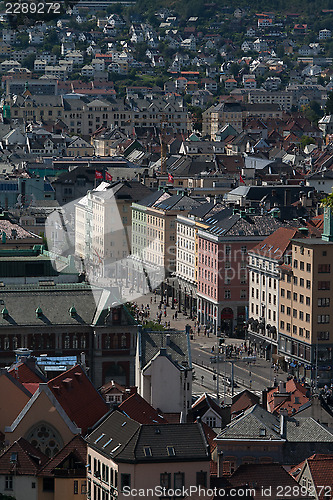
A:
134 292 244 350
133 291 289 387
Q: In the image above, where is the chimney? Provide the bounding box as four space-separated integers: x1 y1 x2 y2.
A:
166 334 171 346
217 451 224 478
322 206 333 242
284 189 291 206
262 389 268 410
280 411 287 439
129 386 137 395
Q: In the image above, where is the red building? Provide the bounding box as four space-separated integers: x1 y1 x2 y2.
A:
197 209 292 335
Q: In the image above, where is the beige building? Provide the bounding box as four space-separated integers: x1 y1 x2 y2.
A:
86 410 210 500
279 210 333 385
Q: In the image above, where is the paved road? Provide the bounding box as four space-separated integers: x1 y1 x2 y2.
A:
134 291 290 398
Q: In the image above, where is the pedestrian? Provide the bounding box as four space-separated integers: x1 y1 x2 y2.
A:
175 311 178 320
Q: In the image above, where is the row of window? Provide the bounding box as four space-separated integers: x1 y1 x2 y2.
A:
280 321 311 338
251 288 277 305
251 272 277 289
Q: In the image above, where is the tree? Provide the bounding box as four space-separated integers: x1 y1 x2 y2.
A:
22 54 36 70
301 135 316 150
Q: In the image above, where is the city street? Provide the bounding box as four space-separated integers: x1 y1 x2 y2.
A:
133 291 289 401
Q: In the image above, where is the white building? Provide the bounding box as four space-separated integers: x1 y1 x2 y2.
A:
247 227 299 360
319 29 331 40
136 329 192 417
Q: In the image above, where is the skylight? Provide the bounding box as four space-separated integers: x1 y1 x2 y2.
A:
167 446 176 456
94 433 105 444
110 444 121 454
102 438 113 448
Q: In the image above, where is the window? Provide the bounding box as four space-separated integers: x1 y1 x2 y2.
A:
121 474 131 491
293 292 297 301
160 473 171 489
318 281 330 290
318 331 329 340
74 481 78 495
293 276 298 285
293 260 298 269
280 320 285 330
167 446 175 456
318 315 330 324
5 476 13 490
206 416 216 427
293 325 297 334
293 309 297 318
318 264 331 273
300 294 304 304
306 280 311 289
306 314 310 322
196 471 207 487
281 305 285 313
306 263 311 272
287 323 291 332
281 288 285 297
299 311 304 320
300 278 304 287
318 298 329 307
143 447 152 457
306 297 310 306
174 473 185 489
287 291 291 299
300 261 304 271
225 290 231 299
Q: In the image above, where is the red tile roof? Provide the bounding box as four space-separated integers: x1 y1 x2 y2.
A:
230 463 302 499
267 379 309 416
47 365 108 434
0 437 48 475
9 360 46 385
290 454 333 500
38 435 87 476
249 227 299 261
231 390 260 416
118 393 168 425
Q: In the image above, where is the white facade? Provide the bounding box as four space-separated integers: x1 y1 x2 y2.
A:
248 252 280 354
136 351 192 415
319 29 331 40
0 475 38 500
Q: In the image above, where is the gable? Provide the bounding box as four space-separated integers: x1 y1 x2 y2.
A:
0 373 31 434
4 385 80 448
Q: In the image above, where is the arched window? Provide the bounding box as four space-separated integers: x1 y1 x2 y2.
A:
72 335 78 349
80 335 86 349
112 334 118 349
26 422 63 458
105 335 111 349
4 337 9 350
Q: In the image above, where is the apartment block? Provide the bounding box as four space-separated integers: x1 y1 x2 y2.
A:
247 227 299 360
278 216 333 386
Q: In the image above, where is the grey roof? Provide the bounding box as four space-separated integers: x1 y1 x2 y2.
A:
91 180 152 202
155 194 201 211
215 405 333 443
87 410 209 463
202 213 294 238
0 283 127 327
138 329 191 371
216 405 284 441
285 417 333 442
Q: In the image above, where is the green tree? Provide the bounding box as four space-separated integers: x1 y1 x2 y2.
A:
301 135 316 149
22 54 36 70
